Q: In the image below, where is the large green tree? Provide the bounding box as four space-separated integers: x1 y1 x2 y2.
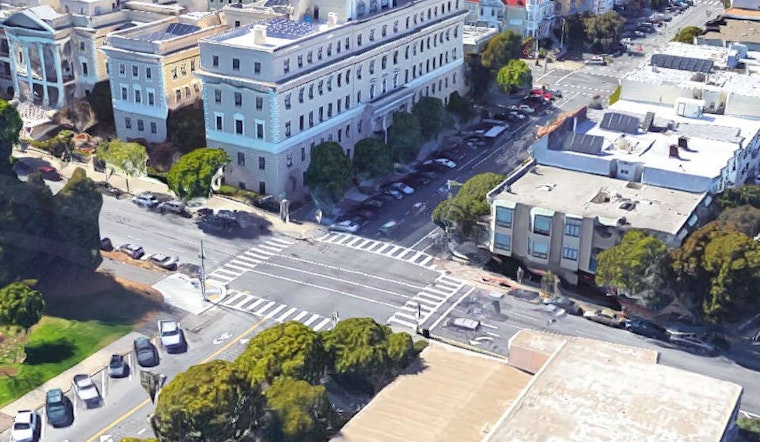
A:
153 360 265 441
352 138 393 179
304 142 352 201
717 185 760 210
672 26 703 44
53 167 103 271
97 140 148 192
562 13 592 49
671 221 760 322
584 11 625 53
0 282 45 331
412 97 449 140
323 318 416 391
446 91 473 122
595 230 671 307
236 321 329 385
432 173 506 236
0 99 22 173
167 104 207 154
717 205 760 238
387 111 423 163
166 148 230 199
264 377 333 442
496 60 532 94
481 30 524 69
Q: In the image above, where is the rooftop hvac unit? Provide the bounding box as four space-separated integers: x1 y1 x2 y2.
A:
253 25 267 45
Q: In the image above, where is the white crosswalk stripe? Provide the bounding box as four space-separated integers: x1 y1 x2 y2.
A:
386 274 466 329
218 290 334 331
204 237 295 286
317 232 439 270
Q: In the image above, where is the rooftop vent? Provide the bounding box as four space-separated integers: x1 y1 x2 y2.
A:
591 189 611 204
253 25 267 45
691 72 706 82
619 201 637 211
327 11 337 27
642 112 655 132
669 144 681 159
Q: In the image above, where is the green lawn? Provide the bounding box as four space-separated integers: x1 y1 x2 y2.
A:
0 317 130 407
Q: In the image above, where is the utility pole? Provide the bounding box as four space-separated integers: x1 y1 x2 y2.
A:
560 18 566 49
199 241 207 302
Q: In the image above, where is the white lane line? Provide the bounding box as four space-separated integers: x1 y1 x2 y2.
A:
254 301 276 315
394 311 419 321
335 235 355 245
486 331 501 338
265 304 288 319
292 311 309 321
481 323 498 329
428 287 476 331
424 286 453 297
257 244 282 253
225 263 250 272
276 307 298 322
409 228 438 250
511 312 535 321
346 237 365 247
234 255 261 265
389 316 417 328
419 256 434 267
245 250 273 260
268 237 296 246
313 318 332 331
245 299 267 311
356 239 373 248
375 243 393 253
304 314 321 326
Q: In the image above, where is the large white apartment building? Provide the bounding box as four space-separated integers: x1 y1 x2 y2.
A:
101 12 226 143
196 0 467 199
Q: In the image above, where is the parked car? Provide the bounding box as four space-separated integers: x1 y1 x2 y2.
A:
45 389 73 428
416 161 448 173
157 199 186 215
253 195 281 213
670 334 717 355
625 319 669 341
158 319 184 353
583 309 627 328
72 374 101 408
403 174 432 188
118 243 145 260
508 288 541 302
431 158 457 169
383 188 404 199
194 207 214 219
441 146 468 161
510 111 527 121
585 56 607 66
543 296 583 316
10 410 40 442
108 354 128 378
37 166 62 181
362 197 387 209
134 337 160 368
100 237 113 252
348 207 378 219
329 220 361 233
148 254 179 271
200 215 240 232
389 182 415 195
132 192 158 208
445 317 482 331
517 104 536 114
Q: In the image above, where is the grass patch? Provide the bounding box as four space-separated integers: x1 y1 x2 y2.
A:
0 317 130 407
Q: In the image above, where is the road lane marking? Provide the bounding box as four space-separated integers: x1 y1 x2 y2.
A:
304 314 321 326
292 311 309 321
313 318 332 331
428 287 476 331
481 323 498 329
276 307 298 321
265 304 287 319
486 331 501 338
409 228 438 250
85 317 269 442
511 312 535 321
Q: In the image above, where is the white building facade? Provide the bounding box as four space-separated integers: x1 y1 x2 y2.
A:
196 0 468 199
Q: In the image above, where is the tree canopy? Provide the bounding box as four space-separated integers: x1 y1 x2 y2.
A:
264 377 333 442
166 147 230 199
595 231 671 306
672 26 702 44
154 360 264 442
584 12 625 53
352 138 393 179
446 91 473 122
53 167 103 271
481 30 523 69
167 104 207 154
0 282 45 331
412 97 450 140
0 99 22 172
562 13 593 49
97 140 148 177
717 205 760 238
496 60 532 94
236 321 329 385
432 173 506 235
387 111 423 163
466 55 492 100
716 185 760 210
304 142 353 201
23 130 74 161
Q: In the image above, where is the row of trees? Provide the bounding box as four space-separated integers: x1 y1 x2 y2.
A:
431 173 506 237
561 11 626 53
480 30 533 94
138 318 424 441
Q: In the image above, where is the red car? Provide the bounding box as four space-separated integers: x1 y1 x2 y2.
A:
531 89 554 100
37 166 62 181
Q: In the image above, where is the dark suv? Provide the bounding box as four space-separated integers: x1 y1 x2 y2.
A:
625 319 669 341
45 389 74 428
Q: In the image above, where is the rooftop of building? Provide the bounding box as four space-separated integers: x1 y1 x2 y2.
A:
463 25 498 43
485 330 743 442
701 13 760 44
491 164 705 233
112 12 221 43
331 343 532 442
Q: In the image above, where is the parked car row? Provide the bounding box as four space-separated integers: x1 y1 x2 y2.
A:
131 192 191 217
103 240 180 271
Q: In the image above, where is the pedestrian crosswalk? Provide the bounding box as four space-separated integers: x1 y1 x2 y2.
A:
387 274 466 329
315 232 438 270
205 237 295 287
219 289 335 331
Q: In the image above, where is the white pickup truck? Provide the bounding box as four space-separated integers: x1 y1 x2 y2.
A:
157 320 183 353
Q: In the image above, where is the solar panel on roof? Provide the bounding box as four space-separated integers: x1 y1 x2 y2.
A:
262 17 319 40
562 133 604 155
650 54 713 73
600 112 640 135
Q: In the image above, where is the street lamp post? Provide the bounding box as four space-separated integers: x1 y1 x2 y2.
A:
560 18 566 49
199 241 207 302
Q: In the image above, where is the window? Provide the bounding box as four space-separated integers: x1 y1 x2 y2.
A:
327 103 333 118
299 88 304 103
562 246 579 261
175 90 181 103
212 55 219 67
327 43 332 56
82 62 88 76
146 67 152 80
382 25 387 37
357 66 362 79
370 84 376 99
357 34 362 46
258 157 266 170
317 48 323 60
283 59 290 73
307 51 313 63
256 97 263 110
494 233 511 251
318 80 323 96
234 20 240 27
234 92 242 107
135 89 141 104
531 240 549 259
216 115 223 130
327 77 332 92
298 55 303 68
357 91 362 103
120 86 127 100
235 118 244 135
309 112 314 127
565 218 581 237
237 152 245 166
180 63 187 76
285 94 291 110
369 30 375 41
369 61 375 74
533 215 552 236
171 67 178 80
319 107 324 122
215 89 222 104
309 85 314 99
254 62 261 74
299 115 304 130
259 182 266 194
119 63 125 76
345 37 350 50
232 58 240 70
148 92 154 106
125 117 131 129
285 122 291 137
185 86 191 98
79 41 85 51
256 122 264 139
393 51 398 65
301 147 306 162
137 119 144 131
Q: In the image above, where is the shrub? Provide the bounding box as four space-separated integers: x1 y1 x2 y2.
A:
216 185 238 196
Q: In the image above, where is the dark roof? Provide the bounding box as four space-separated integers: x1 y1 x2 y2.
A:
262 16 319 39
650 54 714 73
600 112 640 135
135 23 200 42
561 133 605 155
264 0 289 6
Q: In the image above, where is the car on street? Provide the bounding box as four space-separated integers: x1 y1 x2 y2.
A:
445 317 482 331
200 215 240 232
45 389 73 428
100 237 113 252
108 354 128 378
585 56 607 66
403 175 431 188
416 161 448 173
132 192 159 208
429 158 457 169
361 197 387 209
543 296 583 316
157 199 187 215
72 374 101 408
37 166 62 181
149 254 179 271
583 309 627 328
508 288 540 302
625 319 669 341
441 147 468 161
517 104 536 114
669 334 718 355
134 336 160 367
348 207 379 219
383 188 404 199
158 319 185 353
389 182 415 195
253 195 281 213
118 243 145 260
510 111 527 121
329 220 361 233
95 181 125 199
10 410 40 442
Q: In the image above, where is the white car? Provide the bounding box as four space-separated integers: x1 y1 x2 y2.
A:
158 320 184 352
149 254 179 271
329 220 361 233
10 410 39 442
72 374 101 408
445 317 481 331
132 192 158 208
517 104 535 114
390 182 415 195
434 158 457 169
510 111 526 120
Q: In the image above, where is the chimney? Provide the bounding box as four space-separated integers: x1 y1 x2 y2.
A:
669 144 681 158
253 25 267 45
678 136 688 150
327 11 337 27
